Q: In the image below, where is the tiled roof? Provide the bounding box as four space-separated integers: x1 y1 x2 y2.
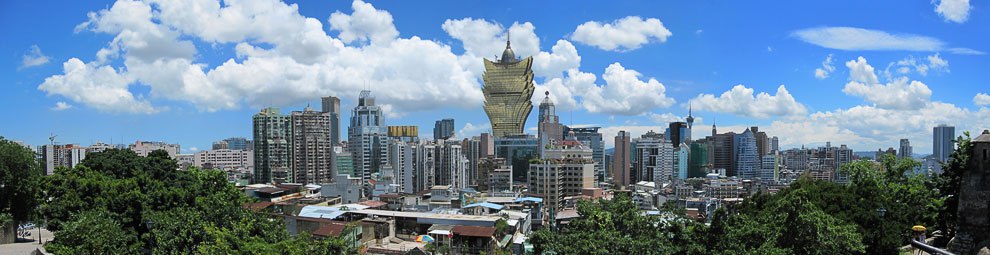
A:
451 225 496 237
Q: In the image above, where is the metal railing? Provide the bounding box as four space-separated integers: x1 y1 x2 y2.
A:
909 238 954 255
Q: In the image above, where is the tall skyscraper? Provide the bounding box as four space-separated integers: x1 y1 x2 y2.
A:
734 128 759 179
933 124 955 162
321 96 342 145
433 118 455 140
291 107 335 184
482 38 535 137
494 134 539 180
751 126 769 156
675 143 689 181
348 90 389 182
712 132 736 176
667 122 688 147
898 138 913 159
538 91 564 143
612 131 632 189
253 107 292 183
770 136 780 153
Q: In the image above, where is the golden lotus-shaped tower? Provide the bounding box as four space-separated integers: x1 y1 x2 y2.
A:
482 38 535 137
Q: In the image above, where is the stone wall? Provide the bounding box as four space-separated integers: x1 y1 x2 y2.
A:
949 130 990 254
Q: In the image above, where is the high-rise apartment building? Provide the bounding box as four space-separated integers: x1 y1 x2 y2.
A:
41 144 87 175
291 107 335 184
482 38 535 137
633 131 674 183
566 127 604 183
933 124 955 162
348 90 389 182
480 133 494 157
322 96 342 145
253 107 292 183
529 138 595 212
434 118 455 140
612 131 632 189
899 138 913 159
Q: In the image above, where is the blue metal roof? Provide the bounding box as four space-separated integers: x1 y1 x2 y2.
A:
514 197 543 203
463 202 505 210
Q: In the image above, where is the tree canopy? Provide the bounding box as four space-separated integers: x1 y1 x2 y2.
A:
0 137 42 223
40 148 356 254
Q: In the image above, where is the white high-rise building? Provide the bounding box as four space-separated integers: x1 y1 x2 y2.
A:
529 137 595 211
633 131 674 184
42 144 87 175
760 153 779 183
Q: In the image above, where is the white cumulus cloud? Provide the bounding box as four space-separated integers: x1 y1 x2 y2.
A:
842 56 932 110
933 0 971 23
571 16 672 52
688 85 807 119
41 0 484 115
975 93 990 106
581 63 675 115
39 58 157 114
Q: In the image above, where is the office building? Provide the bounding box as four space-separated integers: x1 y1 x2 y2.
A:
612 131 632 189
494 134 539 181
667 122 688 147
253 107 292 183
734 128 759 179
291 107 335 184
434 118 455 140
933 124 955 162
321 96 342 145
482 38 535 137
348 90 389 182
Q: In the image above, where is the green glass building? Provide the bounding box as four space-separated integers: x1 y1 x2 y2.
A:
483 39 535 138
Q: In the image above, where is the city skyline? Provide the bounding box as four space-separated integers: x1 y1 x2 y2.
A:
3 0 990 154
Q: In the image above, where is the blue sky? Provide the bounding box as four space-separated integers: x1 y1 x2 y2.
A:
2 0 988 154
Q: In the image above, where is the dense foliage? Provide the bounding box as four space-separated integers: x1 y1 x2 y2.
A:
0 137 42 224
40 149 356 254
533 149 962 254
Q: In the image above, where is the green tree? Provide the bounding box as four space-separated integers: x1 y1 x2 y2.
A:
931 132 970 239
44 210 141 254
0 137 42 223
